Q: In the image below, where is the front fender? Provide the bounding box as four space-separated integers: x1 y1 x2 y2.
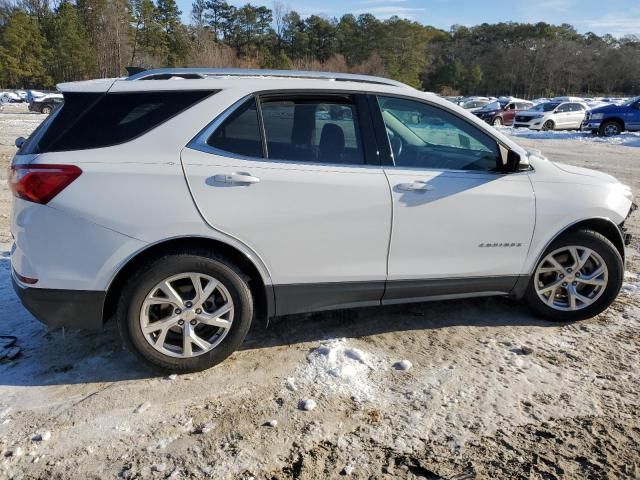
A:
524 179 631 274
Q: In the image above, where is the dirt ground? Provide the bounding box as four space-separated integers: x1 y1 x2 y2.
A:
0 103 639 480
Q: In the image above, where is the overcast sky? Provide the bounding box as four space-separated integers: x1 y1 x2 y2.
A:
177 0 640 38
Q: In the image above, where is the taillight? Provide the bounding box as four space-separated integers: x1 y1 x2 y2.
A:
9 164 82 205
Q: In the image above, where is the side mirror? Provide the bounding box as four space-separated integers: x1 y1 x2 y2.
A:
15 136 26 149
514 151 530 171
499 145 529 172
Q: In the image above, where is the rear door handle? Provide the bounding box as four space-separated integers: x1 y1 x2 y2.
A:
213 172 261 185
396 181 433 192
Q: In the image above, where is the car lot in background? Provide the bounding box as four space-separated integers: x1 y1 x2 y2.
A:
473 98 533 126
513 101 587 131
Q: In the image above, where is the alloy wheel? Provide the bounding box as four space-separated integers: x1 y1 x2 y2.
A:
534 246 608 311
603 123 620 136
139 272 234 358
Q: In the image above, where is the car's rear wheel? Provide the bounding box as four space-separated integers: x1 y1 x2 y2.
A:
118 252 253 372
599 120 622 136
41 106 52 115
492 117 503 126
525 229 623 322
542 120 555 131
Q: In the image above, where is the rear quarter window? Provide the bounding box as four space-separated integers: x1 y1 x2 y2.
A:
21 90 215 153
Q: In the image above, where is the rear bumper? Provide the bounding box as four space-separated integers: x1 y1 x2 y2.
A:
12 274 105 330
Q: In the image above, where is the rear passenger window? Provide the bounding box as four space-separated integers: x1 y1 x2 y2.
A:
207 97 263 158
260 98 364 165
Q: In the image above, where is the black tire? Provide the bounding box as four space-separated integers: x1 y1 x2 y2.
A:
492 117 503 126
542 120 555 131
599 120 622 137
525 229 623 322
41 106 52 115
117 252 253 372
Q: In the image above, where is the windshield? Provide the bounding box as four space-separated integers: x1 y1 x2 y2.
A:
528 102 560 112
621 96 640 107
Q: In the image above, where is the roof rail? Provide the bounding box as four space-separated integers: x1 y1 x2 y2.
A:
125 68 412 89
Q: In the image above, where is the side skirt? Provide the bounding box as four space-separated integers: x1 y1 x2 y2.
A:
273 276 528 316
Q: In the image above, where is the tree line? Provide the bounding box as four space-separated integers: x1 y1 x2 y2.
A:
0 0 638 96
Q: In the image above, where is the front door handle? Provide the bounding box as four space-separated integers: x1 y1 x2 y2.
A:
396 181 433 192
213 172 261 185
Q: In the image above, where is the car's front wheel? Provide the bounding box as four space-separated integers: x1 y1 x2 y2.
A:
41 106 52 115
599 120 622 136
542 120 555 131
525 229 623 322
118 252 254 372
492 117 503 126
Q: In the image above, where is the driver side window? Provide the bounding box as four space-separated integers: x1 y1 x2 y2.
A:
377 96 501 172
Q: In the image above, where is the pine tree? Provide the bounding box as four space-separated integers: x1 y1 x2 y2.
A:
156 0 188 66
0 10 52 87
46 1 94 82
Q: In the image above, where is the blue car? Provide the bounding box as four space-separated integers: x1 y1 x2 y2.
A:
583 96 640 136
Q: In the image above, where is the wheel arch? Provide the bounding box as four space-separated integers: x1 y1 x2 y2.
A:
102 236 275 327
603 117 626 130
512 217 625 299
532 217 625 271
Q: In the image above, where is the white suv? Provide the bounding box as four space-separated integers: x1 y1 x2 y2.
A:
9 69 635 372
514 101 588 130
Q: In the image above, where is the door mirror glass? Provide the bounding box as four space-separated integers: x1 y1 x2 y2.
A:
15 136 26 148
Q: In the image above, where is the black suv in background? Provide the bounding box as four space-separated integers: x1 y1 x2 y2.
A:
28 96 64 114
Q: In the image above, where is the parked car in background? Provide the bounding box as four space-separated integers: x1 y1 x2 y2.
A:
0 91 22 103
582 96 640 136
442 96 463 104
513 101 587 131
9 68 635 372
473 99 534 126
462 98 491 111
28 94 64 114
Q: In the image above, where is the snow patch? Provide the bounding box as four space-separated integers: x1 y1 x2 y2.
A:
621 282 640 295
498 126 640 148
299 399 317 411
298 339 382 402
393 359 413 371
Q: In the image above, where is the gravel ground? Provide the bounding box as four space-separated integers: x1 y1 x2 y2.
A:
0 104 639 480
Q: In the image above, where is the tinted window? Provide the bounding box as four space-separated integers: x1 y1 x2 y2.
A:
569 103 585 111
556 103 570 113
25 90 214 153
260 98 364 164
207 97 263 158
377 96 500 172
